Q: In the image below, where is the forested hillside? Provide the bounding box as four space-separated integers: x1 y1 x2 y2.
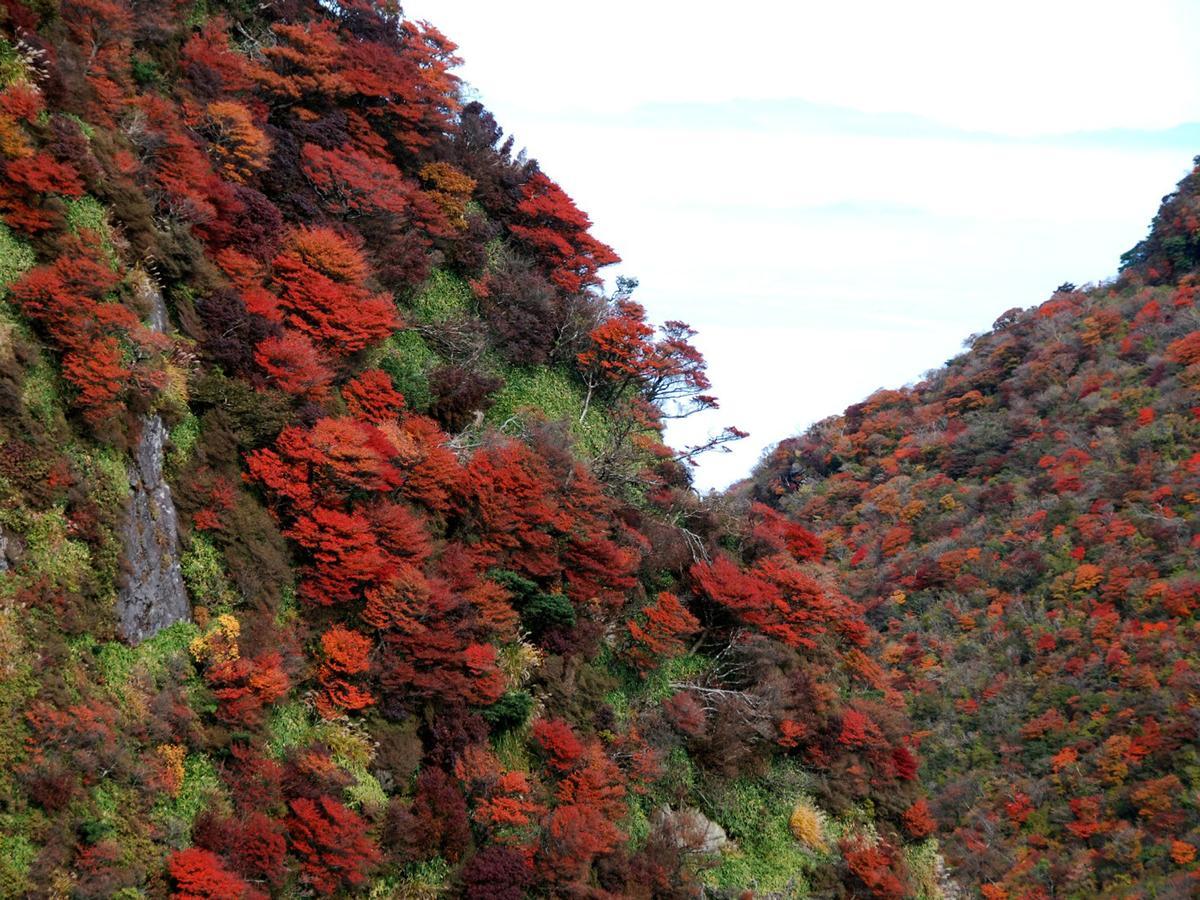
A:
0 0 936 897
753 163 1200 897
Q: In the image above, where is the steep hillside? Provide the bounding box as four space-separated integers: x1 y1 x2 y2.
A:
0 1 934 897
753 162 1200 897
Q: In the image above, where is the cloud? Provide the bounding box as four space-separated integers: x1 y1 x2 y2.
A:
403 0 1200 488
408 0 1200 135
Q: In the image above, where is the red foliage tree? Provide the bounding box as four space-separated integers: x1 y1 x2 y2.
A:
343 369 405 423
287 795 381 896
626 591 699 673
7 234 164 427
205 651 290 727
577 298 717 421
367 565 506 705
229 813 288 887
285 506 393 605
691 553 867 651
840 835 908 899
461 845 533 900
201 101 271 183
902 798 936 839
749 502 825 561
61 0 135 125
531 718 584 773
539 744 627 882
838 707 885 749
61 338 134 427
181 16 258 96
316 624 374 717
167 848 252 900
271 227 398 354
509 172 619 293
1166 330 1200 366
301 143 413 218
254 330 335 400
409 766 472 862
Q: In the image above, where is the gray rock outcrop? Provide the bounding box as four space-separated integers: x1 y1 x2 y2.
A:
115 274 189 644
653 805 728 854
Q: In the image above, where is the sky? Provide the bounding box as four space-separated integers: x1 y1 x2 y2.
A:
404 0 1200 489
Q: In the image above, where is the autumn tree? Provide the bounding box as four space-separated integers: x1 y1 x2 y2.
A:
509 172 618 294
270 227 398 354
626 591 699 673
167 848 251 900
287 795 381 895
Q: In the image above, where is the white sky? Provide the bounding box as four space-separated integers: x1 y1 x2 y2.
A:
404 0 1200 489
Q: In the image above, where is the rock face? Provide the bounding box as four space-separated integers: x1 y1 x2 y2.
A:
115 275 188 644
935 855 968 900
653 805 728 854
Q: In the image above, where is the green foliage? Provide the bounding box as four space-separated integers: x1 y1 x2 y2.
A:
408 269 473 323
482 689 533 732
154 754 223 841
347 769 389 815
486 365 611 452
0 503 92 594
0 832 36 897
702 761 821 895
0 604 36 766
380 857 452 899
95 621 200 708
520 590 575 634
130 55 162 88
167 412 200 475
19 356 65 427
489 568 576 635
903 839 942 899
374 329 436 410
640 653 708 703
180 534 238 613
65 442 130 585
0 222 35 293
184 0 211 27
266 700 379 812
0 40 31 87
265 699 316 759
493 728 531 773
64 197 118 266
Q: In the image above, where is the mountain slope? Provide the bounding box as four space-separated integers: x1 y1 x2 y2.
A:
752 160 1200 897
0 1 933 897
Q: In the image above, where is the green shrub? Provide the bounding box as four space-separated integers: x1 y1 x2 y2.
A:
180 534 238 613
486 365 611 452
374 330 435 410
154 753 223 841
64 197 118 267
520 591 575 634
167 413 200 475
482 690 534 732
0 832 36 896
703 761 820 895
0 222 35 293
95 621 200 707
409 269 473 322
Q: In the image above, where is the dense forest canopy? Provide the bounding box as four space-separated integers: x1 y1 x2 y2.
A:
0 0 1197 897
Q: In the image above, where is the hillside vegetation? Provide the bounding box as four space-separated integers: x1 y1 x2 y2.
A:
5 0 1200 895
752 163 1200 897
0 0 935 897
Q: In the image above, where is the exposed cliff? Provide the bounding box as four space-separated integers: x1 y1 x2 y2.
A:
115 275 188 644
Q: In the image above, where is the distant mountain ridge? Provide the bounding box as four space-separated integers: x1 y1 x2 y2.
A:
750 157 1200 897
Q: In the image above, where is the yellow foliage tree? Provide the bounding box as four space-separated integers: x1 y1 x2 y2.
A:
203 101 272 182
789 799 827 851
